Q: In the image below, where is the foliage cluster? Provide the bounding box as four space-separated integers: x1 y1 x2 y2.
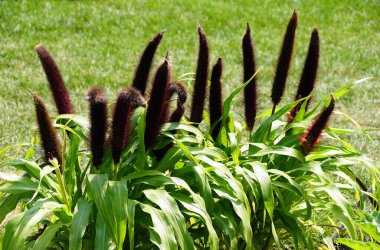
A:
0 11 378 249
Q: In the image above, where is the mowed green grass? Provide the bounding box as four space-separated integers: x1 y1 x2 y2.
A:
0 0 379 161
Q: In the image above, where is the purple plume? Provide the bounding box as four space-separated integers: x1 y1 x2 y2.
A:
33 94 62 170
169 81 188 122
271 10 298 106
300 96 335 155
111 88 145 163
35 45 73 115
209 58 223 141
242 23 257 131
190 26 210 125
288 28 320 122
132 32 164 96
87 87 108 168
145 60 171 149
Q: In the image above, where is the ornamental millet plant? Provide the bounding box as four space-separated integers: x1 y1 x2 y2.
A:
87 87 108 168
209 58 223 141
35 44 74 115
242 23 257 131
154 81 188 159
271 10 298 112
33 94 63 170
190 25 210 125
300 95 335 155
2 13 377 249
111 88 145 163
288 28 320 123
132 31 165 96
144 59 171 149
168 81 188 122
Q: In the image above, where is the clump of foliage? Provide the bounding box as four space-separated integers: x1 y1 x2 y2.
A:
0 10 378 249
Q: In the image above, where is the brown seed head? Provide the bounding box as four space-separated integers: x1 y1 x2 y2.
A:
33 94 62 170
111 88 145 163
209 58 223 140
145 60 171 149
242 23 258 131
35 44 73 115
132 31 165 96
88 87 108 168
300 96 335 155
190 26 210 124
271 10 298 106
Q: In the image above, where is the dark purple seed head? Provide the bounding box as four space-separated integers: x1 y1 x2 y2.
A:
288 28 320 123
271 10 298 106
87 87 108 168
167 81 188 123
35 45 73 115
242 23 258 131
190 25 210 125
132 31 165 96
158 54 173 125
145 60 171 149
33 94 63 170
170 104 185 123
209 58 223 140
111 88 145 163
169 81 188 105
300 96 335 155
156 81 187 159
295 28 320 104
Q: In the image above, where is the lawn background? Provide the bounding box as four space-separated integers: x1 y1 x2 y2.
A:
0 0 379 161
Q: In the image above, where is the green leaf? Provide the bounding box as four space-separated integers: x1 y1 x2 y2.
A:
357 222 380 242
95 212 115 250
329 204 356 240
87 175 128 249
155 147 183 172
276 209 311 249
252 146 305 162
2 199 63 250
65 133 81 197
2 212 24 249
125 170 164 181
32 223 63 250
127 200 136 250
140 203 177 250
188 147 228 161
136 108 148 168
267 169 311 219
336 238 380 250
55 114 90 132
208 161 252 248
192 165 214 213
162 122 204 141
0 194 22 224
0 146 12 158
246 162 274 220
1 160 58 190
251 99 302 143
229 133 239 165
0 172 39 193
221 72 257 123
143 189 194 249
171 192 219 250
69 198 93 250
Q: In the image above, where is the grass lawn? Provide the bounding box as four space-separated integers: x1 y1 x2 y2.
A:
0 0 379 161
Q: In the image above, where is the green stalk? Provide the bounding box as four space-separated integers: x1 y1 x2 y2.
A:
51 158 70 207
266 104 276 142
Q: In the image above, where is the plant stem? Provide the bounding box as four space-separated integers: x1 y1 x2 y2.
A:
266 104 277 142
62 128 66 173
51 159 69 207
